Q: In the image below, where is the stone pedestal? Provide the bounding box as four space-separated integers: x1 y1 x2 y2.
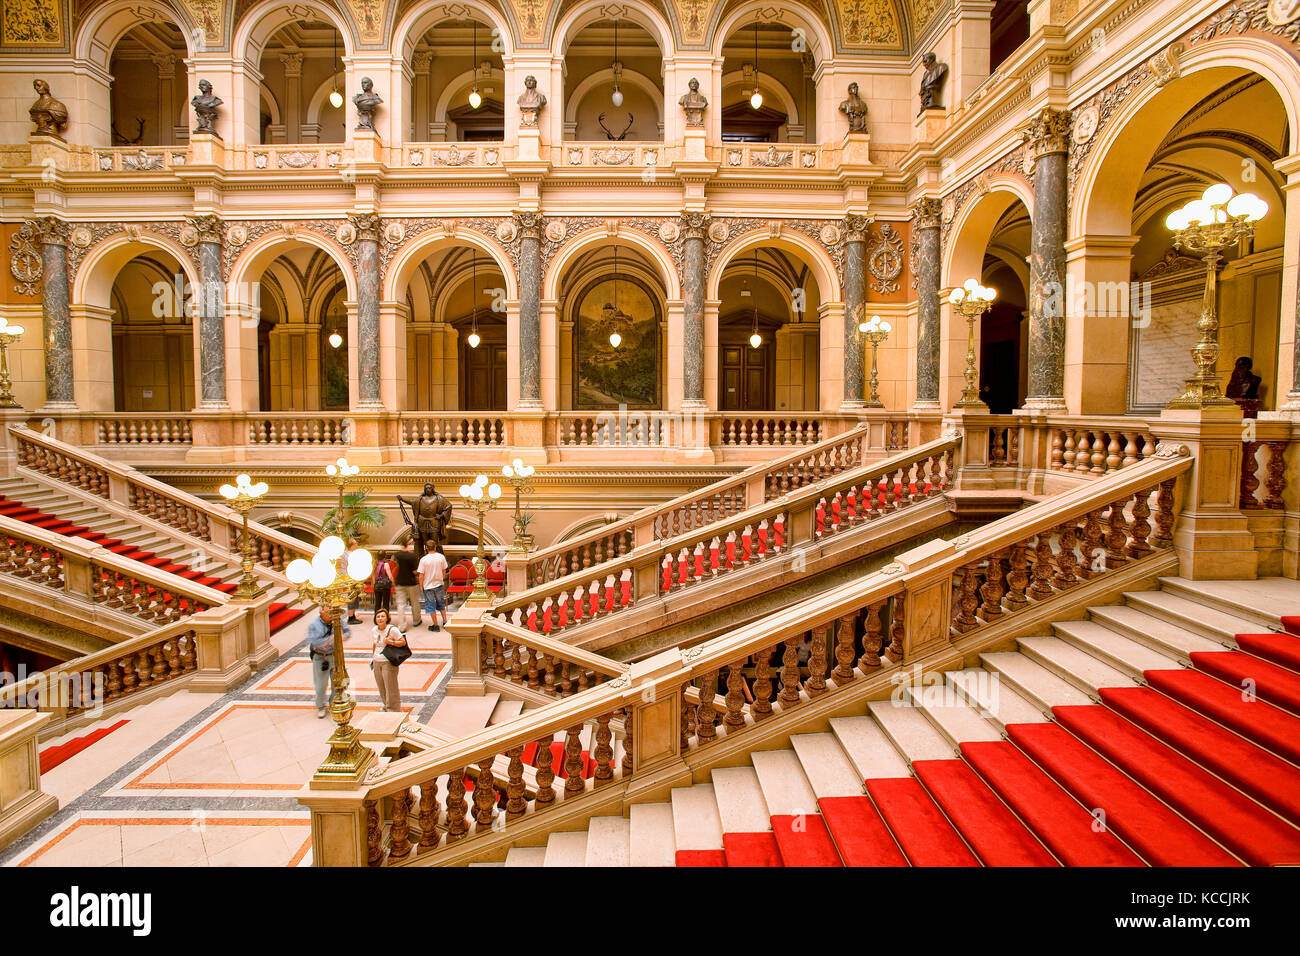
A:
517 126 541 162
1152 406 1259 580
682 128 707 162
187 131 224 167
893 538 957 661
946 409 998 489
914 108 947 143
27 133 69 172
0 710 58 852
444 599 488 696
840 131 871 166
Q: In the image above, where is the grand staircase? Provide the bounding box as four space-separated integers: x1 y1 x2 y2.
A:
0 475 303 634
486 577 1300 867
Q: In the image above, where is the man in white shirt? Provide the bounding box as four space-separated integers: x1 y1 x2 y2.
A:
417 542 449 631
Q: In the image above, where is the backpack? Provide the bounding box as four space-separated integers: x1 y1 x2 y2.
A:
375 560 392 587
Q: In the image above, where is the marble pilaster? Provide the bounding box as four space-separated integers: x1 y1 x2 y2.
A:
350 214 382 407
913 198 942 407
842 215 870 408
190 215 227 406
33 218 73 407
516 212 543 408
1024 106 1071 410
681 212 709 406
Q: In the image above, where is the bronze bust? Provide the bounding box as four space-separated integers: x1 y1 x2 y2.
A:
30 79 68 139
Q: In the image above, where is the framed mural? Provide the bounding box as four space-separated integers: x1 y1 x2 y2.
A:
1 0 65 48
572 274 661 408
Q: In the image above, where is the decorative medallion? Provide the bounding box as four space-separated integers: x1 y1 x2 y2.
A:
496 221 518 243
384 222 406 245
707 220 730 243
8 223 41 295
226 225 248 247
122 150 164 171
544 220 566 242
592 146 635 165
1072 104 1100 145
820 224 841 245
484 148 500 165
726 148 743 166
179 224 200 247
69 226 92 249
868 222 905 294
658 221 680 243
97 154 113 171
409 149 425 166
325 151 343 169
253 152 269 169
1268 0 1300 24
336 222 357 246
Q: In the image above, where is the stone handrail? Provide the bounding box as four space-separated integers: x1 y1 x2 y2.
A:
496 436 960 637
320 441 1192 865
9 425 315 573
479 617 629 699
522 423 873 588
1238 419 1291 511
0 512 228 624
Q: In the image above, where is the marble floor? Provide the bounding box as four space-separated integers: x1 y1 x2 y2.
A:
2 614 454 867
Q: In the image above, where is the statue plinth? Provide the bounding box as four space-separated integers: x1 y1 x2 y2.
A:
914 107 947 143
839 130 871 166
352 128 381 164
27 133 69 169
682 127 707 161
187 131 224 167
516 126 541 162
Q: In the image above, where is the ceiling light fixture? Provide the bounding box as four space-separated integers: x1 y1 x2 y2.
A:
750 21 763 110
329 28 343 108
469 20 483 109
611 18 624 107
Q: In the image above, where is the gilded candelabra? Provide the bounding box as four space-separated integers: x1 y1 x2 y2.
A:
501 458 537 551
858 314 893 408
325 456 360 535
0 317 25 408
219 474 269 599
287 537 374 781
1163 183 1268 409
459 474 502 601
948 280 997 410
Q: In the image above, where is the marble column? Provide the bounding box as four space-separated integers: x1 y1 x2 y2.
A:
349 213 382 407
190 215 227 406
681 212 709 406
516 212 543 408
913 197 943 407
1024 106 1072 410
841 215 870 407
33 218 73 407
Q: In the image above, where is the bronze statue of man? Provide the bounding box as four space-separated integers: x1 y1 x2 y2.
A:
398 483 452 554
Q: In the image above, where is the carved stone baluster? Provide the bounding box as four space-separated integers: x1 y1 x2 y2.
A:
506 746 527 818
473 758 497 832
1052 522 1080 589
1122 432 1140 468
884 597 905 663
778 637 801 705
724 663 746 727
1240 440 1261 508
1050 430 1064 470
1078 508 1104 578
389 788 412 858
1152 478 1176 548
1126 487 1153 558
1105 434 1121 473
979 551 1006 621
953 565 980 632
806 624 828 696
1029 532 1055 599
1060 431 1075 472
621 709 634 777
593 714 614 785
526 647 539 689
1105 500 1129 566
751 648 773 720
696 673 717 739
365 800 383 866
1003 543 1029 608
859 603 884 671
833 614 857 683
564 726 586 794
1265 442 1287 510
444 770 469 842
418 779 440 848
534 737 556 806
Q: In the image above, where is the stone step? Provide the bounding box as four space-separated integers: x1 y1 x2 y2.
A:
503 846 547 867
1124 589 1264 645
488 698 524 725
542 830 588 866
628 802 676 867
750 748 819 817
944 669 1048 729
1017 634 1139 698
978 650 1094 711
901 684 1003 747
866 699 957 766
828 715 911 782
1052 619 1187 680
789 732 863 798
1158 576 1300 632
710 766 772 833
583 816 631 867
670 783 723 853
1088 603 1231 655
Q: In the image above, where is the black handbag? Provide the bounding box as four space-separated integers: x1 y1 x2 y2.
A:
381 628 412 667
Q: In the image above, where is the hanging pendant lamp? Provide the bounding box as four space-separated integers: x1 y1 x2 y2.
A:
468 20 483 109
467 252 481 348
749 21 763 110
749 251 762 348
609 247 623 348
611 18 624 107
329 29 343 108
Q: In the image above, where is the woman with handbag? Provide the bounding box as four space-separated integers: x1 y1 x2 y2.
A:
370 607 409 712
371 551 396 615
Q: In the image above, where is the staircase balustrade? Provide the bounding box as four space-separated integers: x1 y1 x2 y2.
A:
499 437 958 636
304 439 1194 866
1238 420 1290 511
479 619 630 699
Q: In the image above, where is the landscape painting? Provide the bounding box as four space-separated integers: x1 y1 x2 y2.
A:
573 276 660 408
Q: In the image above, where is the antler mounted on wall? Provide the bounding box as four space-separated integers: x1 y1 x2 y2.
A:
597 112 634 141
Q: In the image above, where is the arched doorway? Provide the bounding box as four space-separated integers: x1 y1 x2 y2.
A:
979 202 1030 413
108 20 188 146
110 251 195 411
563 17 664 141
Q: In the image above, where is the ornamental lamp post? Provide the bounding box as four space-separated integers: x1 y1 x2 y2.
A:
286 536 374 781
501 458 536 552
0 317 26 408
858 314 892 408
325 456 360 536
948 279 997 410
459 474 501 601
219 474 270 599
1163 183 1268 409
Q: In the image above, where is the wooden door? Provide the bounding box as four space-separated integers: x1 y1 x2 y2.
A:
720 342 773 411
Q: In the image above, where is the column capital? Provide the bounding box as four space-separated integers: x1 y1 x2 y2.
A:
1025 106 1072 159
347 213 382 243
912 197 943 229
151 53 177 78
842 214 873 243
28 216 68 245
680 211 711 240
279 52 304 77
186 214 224 244
513 211 544 240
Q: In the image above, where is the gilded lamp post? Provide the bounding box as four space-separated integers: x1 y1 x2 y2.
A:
858 314 892 408
219 474 269 599
1163 183 1268 409
0 317 25 408
325 456 360 535
459 474 501 601
287 537 374 781
501 458 536 551
948 280 997 410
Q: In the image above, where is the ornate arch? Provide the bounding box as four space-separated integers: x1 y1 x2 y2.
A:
72 230 201 310
544 224 681 300
706 225 840 302
552 0 674 57
384 227 519 301
232 0 357 67
941 181 1032 291
709 0 833 62
394 0 518 58
227 230 359 306
74 0 196 74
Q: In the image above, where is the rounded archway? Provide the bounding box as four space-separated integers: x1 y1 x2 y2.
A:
719 19 813 143
257 20 348 144
561 14 664 141
410 16 506 142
